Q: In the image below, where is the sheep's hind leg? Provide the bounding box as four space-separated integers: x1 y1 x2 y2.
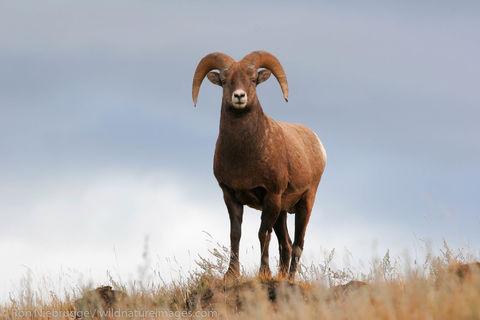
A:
258 193 282 278
222 187 244 278
289 191 315 278
273 210 292 276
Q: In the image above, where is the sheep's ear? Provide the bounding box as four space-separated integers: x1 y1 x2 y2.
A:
207 72 222 86
257 69 271 85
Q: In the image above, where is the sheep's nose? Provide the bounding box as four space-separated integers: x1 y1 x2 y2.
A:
232 89 247 108
232 89 247 101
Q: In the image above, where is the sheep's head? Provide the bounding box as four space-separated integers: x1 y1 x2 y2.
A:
192 51 288 110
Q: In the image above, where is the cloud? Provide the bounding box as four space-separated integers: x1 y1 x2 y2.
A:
0 169 222 297
2 167 470 299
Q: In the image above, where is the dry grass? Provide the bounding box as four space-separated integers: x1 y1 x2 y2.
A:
1 241 479 320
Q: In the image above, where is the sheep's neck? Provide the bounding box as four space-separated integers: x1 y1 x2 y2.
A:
217 99 267 160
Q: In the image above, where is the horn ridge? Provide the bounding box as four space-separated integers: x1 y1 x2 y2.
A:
241 51 289 102
192 52 234 106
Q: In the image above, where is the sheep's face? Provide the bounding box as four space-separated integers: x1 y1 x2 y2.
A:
207 63 271 110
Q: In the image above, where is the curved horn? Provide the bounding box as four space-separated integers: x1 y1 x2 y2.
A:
241 51 288 102
192 52 234 107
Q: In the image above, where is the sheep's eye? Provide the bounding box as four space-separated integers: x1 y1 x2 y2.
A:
221 79 226 85
251 78 257 84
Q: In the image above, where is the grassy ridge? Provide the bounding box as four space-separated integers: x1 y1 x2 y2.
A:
1 242 479 319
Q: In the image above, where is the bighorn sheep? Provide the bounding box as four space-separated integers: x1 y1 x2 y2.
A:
192 51 326 278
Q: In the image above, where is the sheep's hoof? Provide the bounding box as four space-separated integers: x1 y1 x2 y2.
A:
258 266 272 280
224 267 240 281
276 270 289 281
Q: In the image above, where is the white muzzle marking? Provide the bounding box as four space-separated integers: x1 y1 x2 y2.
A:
232 89 247 109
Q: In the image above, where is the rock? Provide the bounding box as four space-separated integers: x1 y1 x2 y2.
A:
453 262 480 279
74 286 127 317
330 280 368 298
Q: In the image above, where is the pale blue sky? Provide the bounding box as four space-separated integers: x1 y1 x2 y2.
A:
1 1 479 298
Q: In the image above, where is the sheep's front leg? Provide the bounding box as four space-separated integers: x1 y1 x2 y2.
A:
222 187 244 278
258 193 282 278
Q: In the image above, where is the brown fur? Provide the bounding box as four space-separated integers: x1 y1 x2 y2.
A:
193 51 326 278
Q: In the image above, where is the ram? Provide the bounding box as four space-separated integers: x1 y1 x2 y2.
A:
192 51 326 278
